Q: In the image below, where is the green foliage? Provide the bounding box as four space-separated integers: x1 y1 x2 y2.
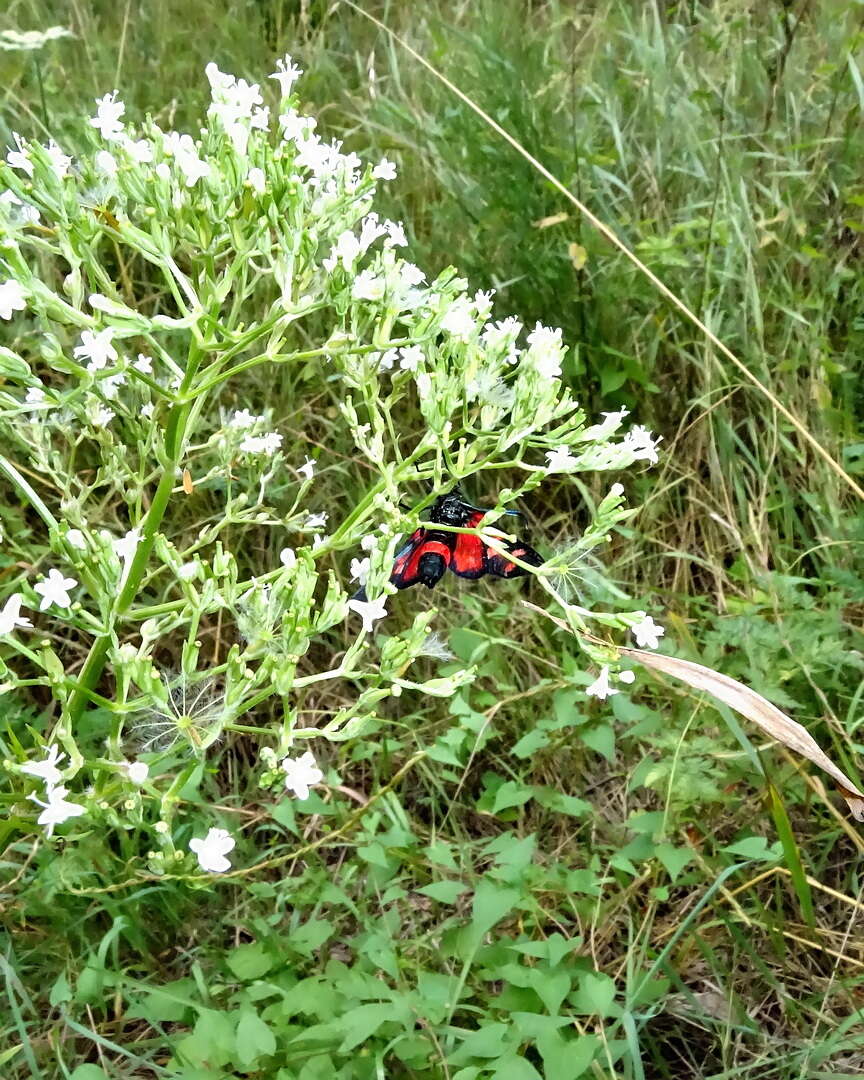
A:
3 1 864 1078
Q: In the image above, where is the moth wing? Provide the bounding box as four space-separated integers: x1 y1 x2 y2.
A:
485 539 544 579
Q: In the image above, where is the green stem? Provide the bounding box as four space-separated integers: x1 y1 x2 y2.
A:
65 343 201 726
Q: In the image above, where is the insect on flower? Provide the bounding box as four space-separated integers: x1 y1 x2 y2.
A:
353 487 543 601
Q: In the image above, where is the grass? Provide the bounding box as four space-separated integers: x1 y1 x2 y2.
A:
2 0 864 1077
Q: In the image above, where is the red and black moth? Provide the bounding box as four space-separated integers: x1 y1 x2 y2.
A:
354 487 543 599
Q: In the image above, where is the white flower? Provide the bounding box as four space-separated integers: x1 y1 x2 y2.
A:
623 425 662 465
92 404 114 427
100 372 126 398
66 529 87 550
352 270 385 301
0 189 39 224
398 262 425 288
327 229 361 270
24 386 45 406
270 55 303 96
228 407 264 428
585 665 618 700
582 408 629 441
440 297 476 339
347 595 387 633
279 547 297 569
359 212 387 252
372 156 397 180
298 456 315 480
482 317 523 364
189 826 235 873
384 219 407 247
618 670 636 684
399 345 424 371
526 322 564 378
281 750 324 800
0 279 26 319
304 511 328 530
122 760 149 784
177 561 198 581
545 446 578 473
360 534 377 552
239 431 283 455
350 557 370 584
95 149 118 175
631 613 664 649
279 109 315 142
113 530 140 560
141 402 154 419
7 133 33 175
474 289 495 318
20 743 65 786
123 137 153 163
44 139 72 177
378 349 398 370
248 166 266 194
164 132 210 186
114 528 142 568
133 353 153 374
608 483 625 498
90 91 125 140
30 784 86 837
33 568 77 611
74 328 117 372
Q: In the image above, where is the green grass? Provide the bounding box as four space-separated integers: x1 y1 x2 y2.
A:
3 1 864 1077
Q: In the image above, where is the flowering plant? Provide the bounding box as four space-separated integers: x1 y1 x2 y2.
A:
0 58 661 877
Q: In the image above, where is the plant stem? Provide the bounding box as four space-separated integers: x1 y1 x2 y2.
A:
65 343 201 728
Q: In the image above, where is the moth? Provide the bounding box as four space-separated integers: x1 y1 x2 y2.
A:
355 487 543 599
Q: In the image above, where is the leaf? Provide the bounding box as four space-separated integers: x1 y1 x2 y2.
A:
70 1068 111 1080
449 1022 511 1062
227 942 273 980
338 1002 409 1052
523 602 864 820
654 843 692 882
471 880 521 940
571 972 617 1016
236 1009 276 1067
418 880 470 903
490 780 534 815
722 836 780 861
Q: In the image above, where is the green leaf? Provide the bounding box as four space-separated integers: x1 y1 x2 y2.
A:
70 1067 111 1080
571 972 617 1016
490 1054 543 1079
236 1009 276 1067
654 843 692 882
290 918 332 957
227 941 273 980
449 1022 511 1063
490 780 534 815
49 972 72 1006
533 787 591 817
471 880 520 941
580 723 615 760
338 1001 410 1052
418 880 469 903
722 836 781 861
511 728 550 757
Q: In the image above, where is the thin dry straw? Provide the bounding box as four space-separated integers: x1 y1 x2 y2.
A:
343 0 864 502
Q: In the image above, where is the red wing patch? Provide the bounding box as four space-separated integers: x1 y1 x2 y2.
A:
486 543 544 579
391 531 454 589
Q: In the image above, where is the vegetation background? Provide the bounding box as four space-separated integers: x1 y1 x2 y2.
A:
3 0 864 1076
